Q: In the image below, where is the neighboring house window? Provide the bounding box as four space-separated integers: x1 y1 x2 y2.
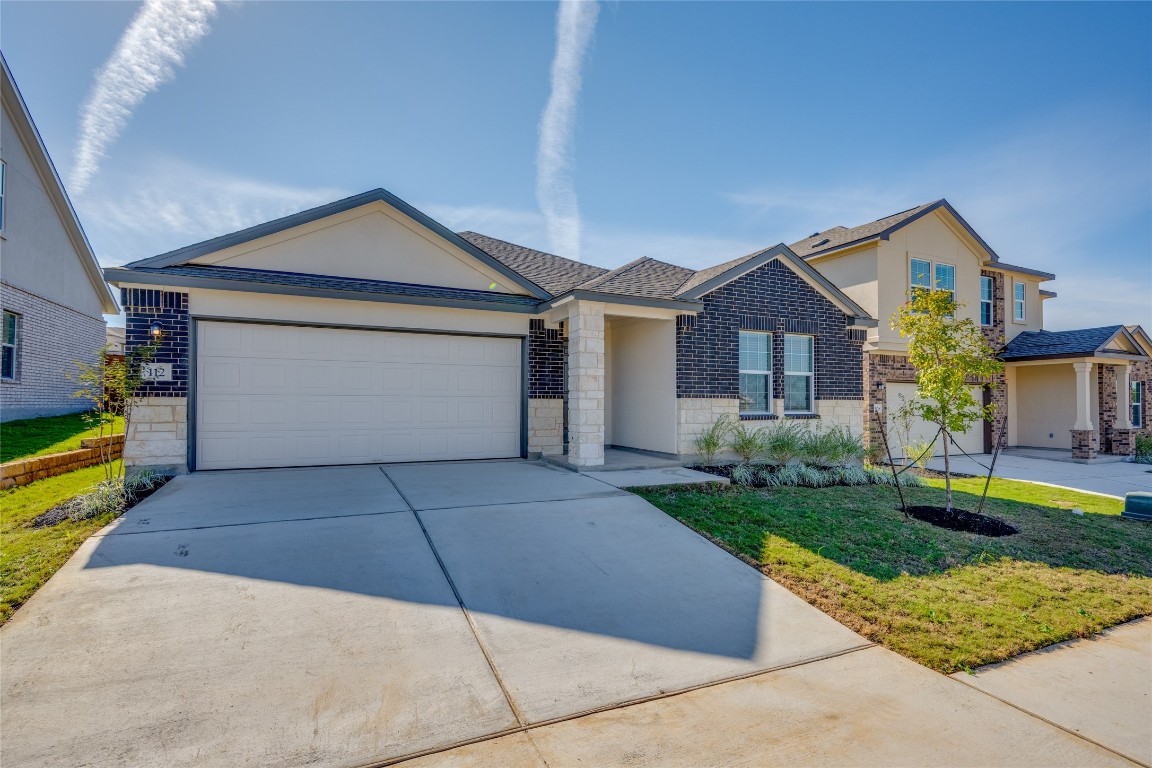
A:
1 311 18 380
910 258 932 294
1133 381 1144 429
783 334 814 414
980 276 994 326
1013 281 1026 322
0 160 6 233
934 263 956 305
738 331 772 413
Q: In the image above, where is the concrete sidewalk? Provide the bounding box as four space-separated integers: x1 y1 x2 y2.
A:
926 451 1152 498
952 618 1151 767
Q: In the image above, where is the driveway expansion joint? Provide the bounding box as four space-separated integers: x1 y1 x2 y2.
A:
93 508 408 537
355 640 877 768
377 466 529 728
950 673 1151 768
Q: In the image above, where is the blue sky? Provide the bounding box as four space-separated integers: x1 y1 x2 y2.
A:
3 1 1150 329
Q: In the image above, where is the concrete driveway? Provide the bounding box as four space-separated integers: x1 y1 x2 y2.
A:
0 462 1140 767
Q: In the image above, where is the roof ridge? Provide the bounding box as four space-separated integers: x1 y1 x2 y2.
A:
575 256 652 290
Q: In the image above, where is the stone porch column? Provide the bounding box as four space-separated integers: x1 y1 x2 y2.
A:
1071 361 1097 460
566 300 606 466
1113 364 1135 455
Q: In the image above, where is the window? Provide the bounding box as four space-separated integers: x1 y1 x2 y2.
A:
980 276 994 326
739 331 772 413
1 311 18 380
1134 381 1144 429
934 263 956 305
910 258 932 293
1013 281 1026 322
0 160 5 233
783 334 814 413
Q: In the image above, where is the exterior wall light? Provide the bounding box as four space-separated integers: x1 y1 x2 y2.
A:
150 321 164 342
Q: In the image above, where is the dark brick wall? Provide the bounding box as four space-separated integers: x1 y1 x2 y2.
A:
980 269 1005 348
676 258 865 401
528 318 566 399
122 289 189 398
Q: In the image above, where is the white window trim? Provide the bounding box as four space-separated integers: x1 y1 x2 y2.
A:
1 310 18 381
1133 381 1144 429
1013 280 1026 323
783 333 815 415
0 160 6 235
738 330 773 415
979 275 994 327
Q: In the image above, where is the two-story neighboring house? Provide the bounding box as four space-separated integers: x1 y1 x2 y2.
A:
0 54 118 421
791 200 1150 460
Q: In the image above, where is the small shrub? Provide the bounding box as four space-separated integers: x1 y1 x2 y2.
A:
794 464 832 488
762 421 807 466
902 438 936 470
729 463 759 486
835 465 871 486
775 464 803 487
806 425 865 467
729 422 769 463
694 414 734 464
1136 434 1152 458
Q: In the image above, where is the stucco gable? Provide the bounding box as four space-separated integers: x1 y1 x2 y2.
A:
124 190 549 299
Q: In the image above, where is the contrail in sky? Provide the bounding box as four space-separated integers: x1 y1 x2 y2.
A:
536 0 599 260
71 0 219 195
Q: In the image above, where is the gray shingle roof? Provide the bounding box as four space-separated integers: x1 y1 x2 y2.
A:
674 249 764 296
122 265 541 306
457 232 608 296
788 201 940 258
576 257 696 299
1002 326 1126 360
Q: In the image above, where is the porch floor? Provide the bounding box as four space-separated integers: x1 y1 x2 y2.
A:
541 447 685 472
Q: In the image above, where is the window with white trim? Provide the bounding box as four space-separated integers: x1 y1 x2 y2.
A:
738 331 772 413
783 334 814 414
980 275 994 326
0 161 6 233
910 258 932 294
1133 381 1144 429
1013 280 1026 322
934 263 956 305
1 311 18 380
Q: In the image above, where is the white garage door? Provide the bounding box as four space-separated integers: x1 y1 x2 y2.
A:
885 382 984 459
195 321 522 470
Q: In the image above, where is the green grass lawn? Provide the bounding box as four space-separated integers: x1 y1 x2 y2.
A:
634 479 1151 673
1 462 122 624
922 476 1123 515
1 412 124 463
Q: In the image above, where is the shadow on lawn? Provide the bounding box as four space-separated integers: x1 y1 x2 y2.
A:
785 486 1152 581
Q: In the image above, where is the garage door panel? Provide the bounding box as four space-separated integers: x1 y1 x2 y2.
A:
196 322 522 470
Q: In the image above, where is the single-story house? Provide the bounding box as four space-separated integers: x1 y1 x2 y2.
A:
104 188 875 472
0 53 118 421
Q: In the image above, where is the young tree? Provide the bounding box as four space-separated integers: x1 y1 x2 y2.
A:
891 287 1002 511
72 341 160 481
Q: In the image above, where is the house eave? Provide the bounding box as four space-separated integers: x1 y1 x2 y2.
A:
539 290 705 313
103 267 541 315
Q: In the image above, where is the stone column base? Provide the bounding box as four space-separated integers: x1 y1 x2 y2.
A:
1110 428 1136 456
125 396 189 474
1071 429 1098 461
528 398 565 456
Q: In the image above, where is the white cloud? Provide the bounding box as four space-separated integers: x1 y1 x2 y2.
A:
535 0 599 260
80 157 344 264
71 0 219 194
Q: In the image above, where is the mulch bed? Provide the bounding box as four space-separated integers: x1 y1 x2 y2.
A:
30 477 171 529
904 505 1018 537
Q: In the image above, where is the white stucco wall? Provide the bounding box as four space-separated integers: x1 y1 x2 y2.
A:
189 204 524 295
606 317 677 454
0 103 107 319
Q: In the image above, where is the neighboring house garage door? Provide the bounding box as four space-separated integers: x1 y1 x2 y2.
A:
885 382 984 459
195 321 522 470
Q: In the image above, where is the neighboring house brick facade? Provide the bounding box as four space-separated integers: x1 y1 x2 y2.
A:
0 282 104 419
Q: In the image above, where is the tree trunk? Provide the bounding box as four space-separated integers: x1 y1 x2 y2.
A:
943 428 953 512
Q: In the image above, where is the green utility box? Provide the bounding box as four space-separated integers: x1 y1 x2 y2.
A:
1123 492 1152 521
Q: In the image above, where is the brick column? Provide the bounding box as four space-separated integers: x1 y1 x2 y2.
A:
1112 364 1135 455
1071 361 1097 460
566 300 605 467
